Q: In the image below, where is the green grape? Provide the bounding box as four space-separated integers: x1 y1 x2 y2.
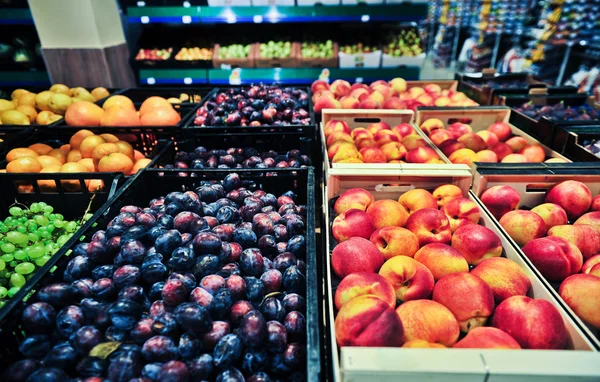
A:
30 203 40 213
0 301 5 308
57 235 69 247
6 231 27 245
1 243 15 253
0 286 7 298
0 225 7 233
9 273 25 288
65 222 78 233
16 226 27 234
35 215 49 226
15 262 34 275
38 202 47 209
55 214 64 221
28 223 38 232
54 220 65 229
8 207 22 217
40 231 50 239
28 247 44 259
14 250 28 260
4 217 13 224
43 206 54 214
44 243 55 254
35 255 50 267
18 217 27 223
7 286 20 298
46 225 55 233
0 259 5 271
28 233 39 242
1 254 14 262
9 261 17 268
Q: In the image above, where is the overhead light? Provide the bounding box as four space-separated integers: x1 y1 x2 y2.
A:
183 1 191 7
184 77 193 85
141 16 150 24
361 15 370 22
137 1 146 6
147 77 156 85
254 15 263 23
182 15 192 23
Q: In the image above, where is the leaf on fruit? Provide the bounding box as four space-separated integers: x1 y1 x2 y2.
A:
89 341 122 359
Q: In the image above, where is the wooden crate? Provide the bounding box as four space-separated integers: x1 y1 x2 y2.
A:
297 42 339 68
324 174 599 382
212 43 256 69
254 42 299 68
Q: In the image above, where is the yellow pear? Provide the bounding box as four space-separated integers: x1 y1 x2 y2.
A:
168 97 183 104
48 114 63 124
16 92 36 107
35 91 54 111
78 91 96 103
49 93 73 115
16 105 37 123
50 84 72 96
36 110 55 125
1 110 30 125
91 87 110 101
0 99 15 113
11 89 29 100
72 97 83 103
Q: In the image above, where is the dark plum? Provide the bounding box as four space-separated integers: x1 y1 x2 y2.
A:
162 279 188 306
283 311 305 342
244 277 265 304
24 368 69 382
241 349 269 375
56 305 85 338
240 204 261 223
181 232 193 245
216 367 245 382
213 334 244 369
270 352 292 376
267 211 281 224
122 225 149 243
258 235 277 256
107 349 143 382
142 363 163 380
216 206 240 225
168 247 195 271
193 254 220 279
106 223 127 239
265 320 288 353
19 335 51 358
131 318 154 344
297 259 306 274
165 201 184 217
146 226 167 244
225 275 246 300
247 371 272 382
277 242 288 254
283 342 305 370
118 285 146 304
63 255 93 282
22 302 56 334
92 278 116 300
174 302 213 335
73 242 89 257
107 299 142 330
92 264 114 280
229 243 243 262
282 293 306 314
230 300 254 327
168 272 197 291
187 354 213 380
200 274 225 294
285 214 305 235
263 257 273 272
273 252 297 273
263 157 276 168
286 235 306 258
260 269 282 294
157 360 189 382
240 248 264 277
189 286 213 307
149 300 168 318
136 211 157 228
261 297 286 323
75 357 106 378
193 232 222 255
209 289 233 320
178 333 202 359
93 303 112 330
283 266 305 294
80 298 107 321
157 214 174 229
120 240 147 264
273 225 289 242
143 259 168 286
203 321 231 350
44 342 77 369
86 240 111 264
252 214 274 236
204 216 219 228
173 211 201 233
105 326 129 342
155 230 183 256
4 360 41 382
113 265 141 288
70 325 102 354
278 203 296 215
122 205 143 214
142 335 178 362
197 185 219 203
239 310 267 348
91 230 107 243
152 312 179 336
212 224 235 241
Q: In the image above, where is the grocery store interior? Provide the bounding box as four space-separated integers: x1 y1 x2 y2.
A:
1 0 600 381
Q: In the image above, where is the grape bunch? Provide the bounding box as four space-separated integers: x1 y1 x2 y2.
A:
0 202 90 305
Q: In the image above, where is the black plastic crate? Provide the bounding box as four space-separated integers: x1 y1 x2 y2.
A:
456 72 549 106
551 125 600 162
0 167 321 382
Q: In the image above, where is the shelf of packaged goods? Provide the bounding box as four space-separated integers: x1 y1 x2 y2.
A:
0 8 34 25
126 5 428 24
0 70 50 87
137 66 421 85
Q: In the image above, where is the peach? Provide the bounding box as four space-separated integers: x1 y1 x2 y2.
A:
324 120 351 137
332 149 361 163
382 97 405 110
350 88 369 100
408 87 425 98
373 130 400 145
334 273 396 310
448 148 477 165
433 184 463 208
480 185 520 220
398 189 438 215
574 211 600 231
336 158 363 164
489 142 513 161
452 224 503 265
531 203 569 230
334 188 374 215
450 92 467 102
441 197 481 232
419 118 444 135
413 243 469 280
371 84 392 99
488 122 512 142
505 136 529 152
406 147 439 164
545 158 568 163
520 144 545 162
358 98 380 109
447 122 472 137
327 141 357 161
434 96 451 107
370 227 419 260
522 237 583 282
396 300 460 347
332 237 384 278
379 256 434 302
475 150 498 163
351 83 369 91
311 80 330 93
326 131 353 146
438 139 465 156
548 224 600 260
405 208 452 246
546 180 593 220
471 257 531 303
330 79 352 97
340 96 360 109
491 296 568 349
582 255 600 275
416 94 434 106
369 91 386 106
401 134 427 151
433 272 495 332
457 133 487 152
359 147 386 163
350 127 372 140
560 274 600 328
392 123 415 138
591 195 600 211
367 122 391 135
424 83 442 94
429 129 454 146
335 295 404 347
355 138 378 150
314 96 340 113
499 210 546 247
402 340 446 348
332 209 375 243
366 200 409 229
389 77 407 94
501 153 528 163
453 327 521 349
380 142 407 161
476 130 499 147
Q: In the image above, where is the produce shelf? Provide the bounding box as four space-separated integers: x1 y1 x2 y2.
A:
126 5 428 24
0 70 51 87
0 8 34 25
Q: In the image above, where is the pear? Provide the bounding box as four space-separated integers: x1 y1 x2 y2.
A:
50 84 72 96
17 92 36 107
11 89 29 100
35 91 53 111
36 110 55 125
49 93 73 115
77 91 97 103
48 114 63 124
91 87 110 101
0 99 15 113
71 87 88 98
16 105 37 123
1 110 30 125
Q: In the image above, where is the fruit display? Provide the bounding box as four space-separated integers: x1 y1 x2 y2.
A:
0 203 89 305
175 47 213 61
324 119 444 164
465 80 532 90
161 145 310 170
514 101 600 122
329 186 571 350
479 180 600 331
258 41 293 59
0 85 111 126
382 29 423 57
2 171 311 381
311 78 477 113
3 130 152 185
417 116 568 165
64 95 181 127
217 44 252 60
193 85 311 127
340 43 378 55
300 40 334 59
135 48 173 61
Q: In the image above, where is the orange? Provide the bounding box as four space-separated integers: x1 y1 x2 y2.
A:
140 106 181 126
47 148 67 164
28 143 53 155
80 135 107 158
6 157 42 173
132 158 152 175
60 162 88 191
16 105 37 123
70 129 95 149
97 153 133 173
92 143 120 163
38 165 60 191
37 155 63 168
78 158 96 172
139 96 172 116
7 148 39 162
100 106 141 127
60 144 71 153
115 141 134 160
65 101 104 126
134 150 145 161
102 95 135 111
67 149 83 163
88 179 104 192
100 133 119 143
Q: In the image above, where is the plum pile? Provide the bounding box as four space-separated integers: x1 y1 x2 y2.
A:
466 80 531 89
515 101 600 121
193 85 311 127
163 146 310 170
4 173 309 382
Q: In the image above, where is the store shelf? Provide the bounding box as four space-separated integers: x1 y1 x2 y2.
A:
137 67 420 85
0 70 50 86
0 8 34 25
126 5 428 24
